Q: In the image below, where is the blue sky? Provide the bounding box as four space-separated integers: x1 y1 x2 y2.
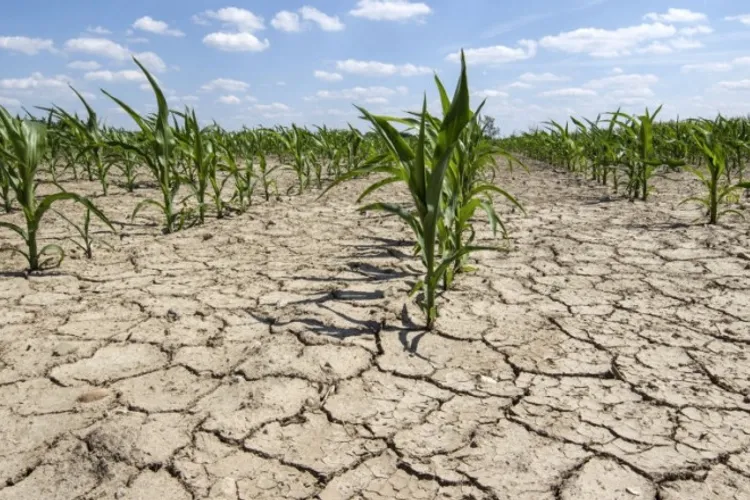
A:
1 0 749 133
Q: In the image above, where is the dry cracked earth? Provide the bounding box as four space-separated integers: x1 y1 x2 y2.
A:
1 163 750 499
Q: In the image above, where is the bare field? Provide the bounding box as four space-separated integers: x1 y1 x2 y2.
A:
1 164 750 499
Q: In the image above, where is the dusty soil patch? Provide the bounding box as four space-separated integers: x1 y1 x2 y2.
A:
1 165 749 499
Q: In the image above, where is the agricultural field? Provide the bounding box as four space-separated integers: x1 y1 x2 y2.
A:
2 48 750 500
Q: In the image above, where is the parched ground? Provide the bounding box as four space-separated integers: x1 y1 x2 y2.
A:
1 163 749 499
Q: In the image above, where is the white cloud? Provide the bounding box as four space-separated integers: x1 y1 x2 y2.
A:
313 85 408 100
64 37 130 60
539 23 676 57
181 95 200 102
644 8 707 23
725 14 750 26
84 70 147 83
86 26 111 35
300 6 345 31
126 37 150 44
637 41 673 55
0 96 21 107
473 89 509 98
447 40 537 65
734 57 750 66
0 73 69 90
271 11 301 32
519 72 568 83
201 78 250 92
203 32 270 52
350 0 431 22
540 88 597 97
611 67 624 74
314 70 343 82
132 16 185 37
364 97 389 104
272 7 344 32
134 51 166 73
0 36 55 55
197 7 265 32
681 63 732 73
679 25 713 36
584 73 659 89
255 102 291 112
218 95 242 104
669 37 703 50
717 80 750 90
335 59 431 76
507 81 532 89
67 60 101 70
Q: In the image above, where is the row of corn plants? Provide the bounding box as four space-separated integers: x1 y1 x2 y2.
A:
503 111 750 224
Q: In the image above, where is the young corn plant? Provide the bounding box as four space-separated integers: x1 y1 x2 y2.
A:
683 120 749 224
177 109 220 224
54 207 113 259
45 87 112 195
272 125 311 194
612 107 684 201
325 52 479 329
104 58 182 233
0 106 112 271
441 107 524 288
256 149 279 201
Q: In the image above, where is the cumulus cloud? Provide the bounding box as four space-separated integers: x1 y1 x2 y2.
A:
86 26 111 35
681 63 732 73
64 37 130 60
217 95 242 104
67 60 102 70
272 7 344 32
350 0 431 22
643 8 707 23
134 51 167 72
0 36 55 55
84 70 147 82
717 80 750 90
0 73 69 90
312 85 408 100
195 7 265 32
201 78 250 92
519 72 569 83
446 40 537 65
314 70 343 82
539 88 597 97
584 73 659 89
255 102 291 112
203 32 270 52
132 16 185 37
195 7 269 52
300 7 344 31
725 14 750 26
472 89 509 98
539 23 677 57
271 11 301 32
335 59 431 77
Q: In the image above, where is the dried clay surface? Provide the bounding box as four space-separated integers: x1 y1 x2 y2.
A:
1 164 749 499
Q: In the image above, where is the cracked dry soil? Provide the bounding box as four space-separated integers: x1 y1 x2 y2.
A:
1 163 750 500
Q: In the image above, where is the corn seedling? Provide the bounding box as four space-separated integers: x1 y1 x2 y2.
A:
104 58 182 233
54 207 113 259
326 52 498 328
683 120 748 224
0 107 112 271
272 125 311 194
